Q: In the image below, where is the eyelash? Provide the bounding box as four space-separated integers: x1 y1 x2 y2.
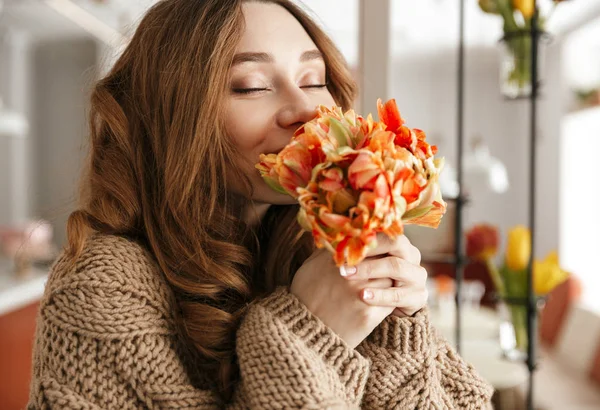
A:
232 83 329 95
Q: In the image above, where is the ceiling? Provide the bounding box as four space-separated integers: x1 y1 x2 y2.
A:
1 0 600 64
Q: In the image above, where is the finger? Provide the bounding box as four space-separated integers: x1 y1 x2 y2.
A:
365 233 405 257
342 256 422 283
365 234 421 265
404 240 422 265
360 286 428 310
363 277 393 289
392 264 429 289
386 236 421 265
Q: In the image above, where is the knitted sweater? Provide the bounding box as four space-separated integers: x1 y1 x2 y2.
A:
28 234 493 409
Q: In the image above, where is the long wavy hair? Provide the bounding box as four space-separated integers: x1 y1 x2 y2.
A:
65 0 357 403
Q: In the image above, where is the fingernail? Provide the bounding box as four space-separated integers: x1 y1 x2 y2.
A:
363 289 373 300
340 265 357 277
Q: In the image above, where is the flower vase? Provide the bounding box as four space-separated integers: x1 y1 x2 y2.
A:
498 296 546 361
499 31 548 99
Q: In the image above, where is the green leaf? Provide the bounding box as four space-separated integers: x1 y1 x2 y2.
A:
402 205 433 221
329 118 352 147
264 177 289 195
297 208 313 232
500 264 528 298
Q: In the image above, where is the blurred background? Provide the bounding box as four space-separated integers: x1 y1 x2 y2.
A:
0 0 599 409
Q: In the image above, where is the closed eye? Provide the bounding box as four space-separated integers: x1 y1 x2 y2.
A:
232 87 269 95
301 83 328 89
232 83 328 95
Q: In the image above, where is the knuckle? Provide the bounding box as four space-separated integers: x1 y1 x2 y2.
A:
420 266 428 282
392 289 403 305
364 261 373 279
388 256 402 273
413 247 422 264
422 288 429 303
397 234 410 248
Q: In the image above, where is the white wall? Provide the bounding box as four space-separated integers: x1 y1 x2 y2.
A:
0 29 33 227
390 44 564 258
1 28 97 250
560 107 600 310
30 38 98 247
559 18 600 311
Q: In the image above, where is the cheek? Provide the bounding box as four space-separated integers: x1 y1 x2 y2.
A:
312 91 336 109
224 102 271 192
226 112 268 153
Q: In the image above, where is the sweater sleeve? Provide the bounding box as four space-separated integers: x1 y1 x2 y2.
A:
27 254 225 410
355 308 494 410
27 244 369 409
234 286 371 409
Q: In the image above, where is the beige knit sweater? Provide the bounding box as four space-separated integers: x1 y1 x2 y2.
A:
27 234 493 409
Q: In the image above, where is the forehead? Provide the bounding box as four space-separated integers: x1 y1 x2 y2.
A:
237 2 318 53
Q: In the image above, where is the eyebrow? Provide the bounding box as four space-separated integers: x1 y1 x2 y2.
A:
231 49 324 66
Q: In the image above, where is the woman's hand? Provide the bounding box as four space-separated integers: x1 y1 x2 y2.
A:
291 247 396 349
340 234 428 318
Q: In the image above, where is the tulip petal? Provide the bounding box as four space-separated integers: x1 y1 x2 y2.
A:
465 223 499 261
403 200 446 228
377 98 405 131
319 209 351 230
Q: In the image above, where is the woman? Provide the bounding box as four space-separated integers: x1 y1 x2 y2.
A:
28 0 493 408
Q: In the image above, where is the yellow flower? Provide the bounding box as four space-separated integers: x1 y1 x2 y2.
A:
505 225 531 271
512 0 535 19
534 251 569 295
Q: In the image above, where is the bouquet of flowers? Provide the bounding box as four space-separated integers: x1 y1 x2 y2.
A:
256 99 446 266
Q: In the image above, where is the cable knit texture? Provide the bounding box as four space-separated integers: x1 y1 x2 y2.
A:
356 310 494 409
27 233 493 409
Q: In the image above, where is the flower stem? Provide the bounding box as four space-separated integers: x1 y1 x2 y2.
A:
485 258 506 296
510 305 528 351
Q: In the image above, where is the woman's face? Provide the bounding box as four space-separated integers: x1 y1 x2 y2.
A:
225 2 336 205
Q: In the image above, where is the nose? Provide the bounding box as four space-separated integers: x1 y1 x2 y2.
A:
275 88 317 130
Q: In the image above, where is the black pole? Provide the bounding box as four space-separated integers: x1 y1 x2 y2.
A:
454 0 466 354
526 3 539 410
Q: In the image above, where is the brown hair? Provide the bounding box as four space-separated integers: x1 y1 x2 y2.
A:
66 0 357 403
